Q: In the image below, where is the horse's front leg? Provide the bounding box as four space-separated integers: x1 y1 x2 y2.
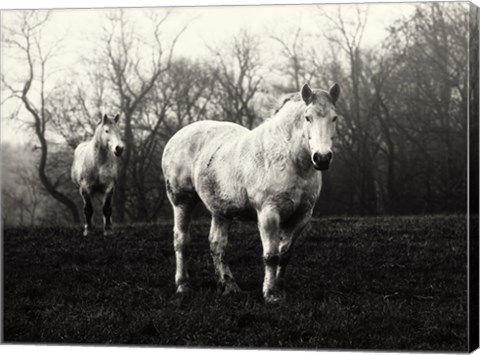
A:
209 215 240 295
102 186 114 236
258 207 283 303
80 187 93 237
276 212 312 291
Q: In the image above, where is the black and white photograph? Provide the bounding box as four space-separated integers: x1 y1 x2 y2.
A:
1 0 479 352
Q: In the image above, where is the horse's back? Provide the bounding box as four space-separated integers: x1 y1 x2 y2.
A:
162 120 249 206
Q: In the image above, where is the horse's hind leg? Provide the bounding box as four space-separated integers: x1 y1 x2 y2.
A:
102 186 114 236
209 216 240 295
80 187 93 237
172 200 197 293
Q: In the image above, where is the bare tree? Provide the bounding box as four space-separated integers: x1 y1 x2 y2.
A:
383 2 469 211
319 5 379 214
2 11 80 223
271 27 312 91
210 30 263 129
47 72 109 149
16 166 43 225
97 9 189 221
2 187 26 225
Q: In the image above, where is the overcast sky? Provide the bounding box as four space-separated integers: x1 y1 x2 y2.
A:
1 1 417 144
2 2 413 56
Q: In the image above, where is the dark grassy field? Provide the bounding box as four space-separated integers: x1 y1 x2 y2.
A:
3 215 468 351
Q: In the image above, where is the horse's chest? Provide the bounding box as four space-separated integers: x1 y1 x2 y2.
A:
98 165 116 183
251 172 321 218
85 163 117 191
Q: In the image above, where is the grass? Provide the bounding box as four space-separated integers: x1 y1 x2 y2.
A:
3 215 468 351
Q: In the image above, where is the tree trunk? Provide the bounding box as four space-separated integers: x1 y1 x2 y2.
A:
115 111 133 223
21 86 80 224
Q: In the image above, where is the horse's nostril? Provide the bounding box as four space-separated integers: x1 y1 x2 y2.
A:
115 146 124 155
313 153 322 165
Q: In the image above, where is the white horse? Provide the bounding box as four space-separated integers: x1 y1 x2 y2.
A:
71 114 124 237
162 83 340 303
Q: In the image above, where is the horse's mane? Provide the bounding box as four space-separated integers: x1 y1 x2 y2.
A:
273 93 302 115
273 89 334 116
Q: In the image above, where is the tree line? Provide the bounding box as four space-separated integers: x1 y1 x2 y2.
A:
1 3 474 225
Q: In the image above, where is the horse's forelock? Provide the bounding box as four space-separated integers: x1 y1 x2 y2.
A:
314 90 336 105
307 90 335 106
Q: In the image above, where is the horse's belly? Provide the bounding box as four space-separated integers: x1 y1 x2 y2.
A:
196 171 255 220
195 156 253 219
215 203 256 221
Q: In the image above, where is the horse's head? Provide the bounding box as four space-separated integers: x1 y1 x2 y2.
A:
301 83 340 171
97 114 124 157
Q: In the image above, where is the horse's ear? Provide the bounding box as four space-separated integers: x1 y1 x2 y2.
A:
113 114 120 123
329 83 340 105
101 114 108 125
301 84 313 104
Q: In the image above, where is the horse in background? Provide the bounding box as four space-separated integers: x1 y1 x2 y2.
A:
162 83 340 303
71 114 124 236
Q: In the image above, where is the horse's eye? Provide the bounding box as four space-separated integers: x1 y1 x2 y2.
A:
332 116 338 122
305 115 312 122
105 129 109 134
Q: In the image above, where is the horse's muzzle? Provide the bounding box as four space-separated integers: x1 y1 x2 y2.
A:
312 152 332 171
114 146 124 157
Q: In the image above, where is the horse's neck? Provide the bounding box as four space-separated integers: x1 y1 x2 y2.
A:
261 102 311 171
92 133 111 165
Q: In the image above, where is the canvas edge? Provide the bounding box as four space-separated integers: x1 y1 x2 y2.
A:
468 1 480 353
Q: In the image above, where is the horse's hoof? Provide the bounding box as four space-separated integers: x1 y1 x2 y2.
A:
171 289 191 307
103 229 113 237
176 284 192 294
222 282 241 295
264 290 286 304
83 229 90 237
